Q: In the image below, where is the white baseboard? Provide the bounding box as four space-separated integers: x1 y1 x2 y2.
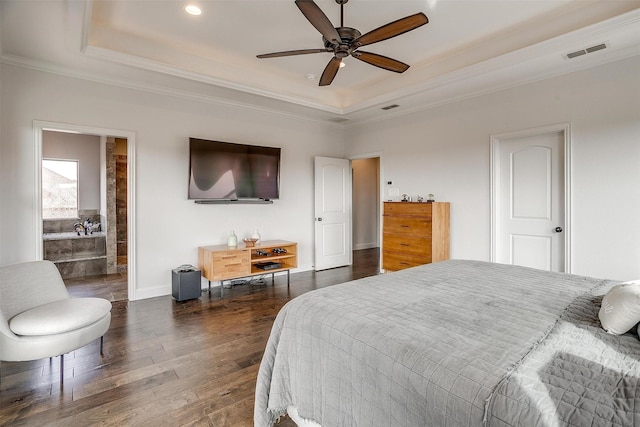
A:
132 285 171 301
131 266 315 301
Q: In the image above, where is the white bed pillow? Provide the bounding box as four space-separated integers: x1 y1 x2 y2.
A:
599 280 640 335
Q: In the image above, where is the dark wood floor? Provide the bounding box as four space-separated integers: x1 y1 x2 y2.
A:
65 272 129 302
0 248 380 426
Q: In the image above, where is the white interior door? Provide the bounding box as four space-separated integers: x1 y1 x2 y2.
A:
492 125 570 272
314 156 352 271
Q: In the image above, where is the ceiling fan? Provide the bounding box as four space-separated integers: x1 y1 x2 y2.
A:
257 0 429 86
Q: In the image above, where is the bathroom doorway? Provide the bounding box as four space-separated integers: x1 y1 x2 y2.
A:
35 121 136 301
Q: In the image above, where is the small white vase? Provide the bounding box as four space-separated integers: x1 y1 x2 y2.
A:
227 230 238 247
251 229 261 245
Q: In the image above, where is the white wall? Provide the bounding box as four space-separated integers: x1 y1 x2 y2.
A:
2 56 638 296
345 56 640 281
42 131 101 211
0 64 344 298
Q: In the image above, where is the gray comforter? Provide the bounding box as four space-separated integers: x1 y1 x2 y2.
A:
254 260 639 426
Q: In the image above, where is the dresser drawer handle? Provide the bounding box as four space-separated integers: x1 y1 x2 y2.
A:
401 225 410 228
400 243 410 246
400 262 410 265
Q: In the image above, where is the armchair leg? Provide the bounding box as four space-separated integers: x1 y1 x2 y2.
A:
60 354 64 386
100 336 104 355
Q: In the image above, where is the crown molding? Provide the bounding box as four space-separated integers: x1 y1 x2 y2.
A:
344 8 640 116
83 45 346 116
343 9 640 127
0 53 345 128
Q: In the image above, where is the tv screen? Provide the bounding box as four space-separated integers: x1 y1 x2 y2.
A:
189 138 280 200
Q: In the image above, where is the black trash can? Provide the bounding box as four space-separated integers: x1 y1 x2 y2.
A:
172 266 201 301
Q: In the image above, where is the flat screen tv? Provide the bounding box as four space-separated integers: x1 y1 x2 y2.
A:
188 138 280 201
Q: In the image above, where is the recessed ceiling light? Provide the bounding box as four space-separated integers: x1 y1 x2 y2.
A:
306 74 316 80
184 5 202 16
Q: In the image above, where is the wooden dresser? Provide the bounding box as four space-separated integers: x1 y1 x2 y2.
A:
382 202 450 272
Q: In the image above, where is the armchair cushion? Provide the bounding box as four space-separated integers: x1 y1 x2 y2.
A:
9 298 112 336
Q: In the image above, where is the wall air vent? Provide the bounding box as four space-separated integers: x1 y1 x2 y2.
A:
564 43 607 60
381 104 400 111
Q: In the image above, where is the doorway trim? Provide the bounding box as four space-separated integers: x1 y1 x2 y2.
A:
490 122 572 273
34 120 137 300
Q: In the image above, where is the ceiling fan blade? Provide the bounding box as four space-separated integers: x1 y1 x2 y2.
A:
352 51 409 73
295 0 341 46
257 48 332 59
319 57 342 86
352 12 428 48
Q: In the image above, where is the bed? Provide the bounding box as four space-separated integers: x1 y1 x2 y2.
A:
254 260 640 426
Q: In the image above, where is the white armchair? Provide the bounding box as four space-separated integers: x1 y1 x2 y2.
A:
0 260 112 385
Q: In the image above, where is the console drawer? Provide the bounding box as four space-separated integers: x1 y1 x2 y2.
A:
211 250 250 280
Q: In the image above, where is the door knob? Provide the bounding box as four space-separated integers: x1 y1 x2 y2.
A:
555 226 563 233
317 218 323 221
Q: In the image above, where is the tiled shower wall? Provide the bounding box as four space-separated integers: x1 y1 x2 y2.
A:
105 138 117 274
116 152 127 273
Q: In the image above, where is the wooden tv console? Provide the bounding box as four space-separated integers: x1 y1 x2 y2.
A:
198 240 297 296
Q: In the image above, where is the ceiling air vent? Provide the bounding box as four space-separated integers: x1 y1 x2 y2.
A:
586 43 607 53
381 104 400 111
564 43 607 60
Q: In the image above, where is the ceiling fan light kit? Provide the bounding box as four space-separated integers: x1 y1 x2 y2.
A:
257 0 428 86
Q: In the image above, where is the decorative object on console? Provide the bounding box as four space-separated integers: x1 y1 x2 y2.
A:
252 229 261 244
243 238 259 247
427 193 435 202
227 230 238 247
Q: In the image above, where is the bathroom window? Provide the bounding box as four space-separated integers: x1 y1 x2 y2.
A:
42 159 79 219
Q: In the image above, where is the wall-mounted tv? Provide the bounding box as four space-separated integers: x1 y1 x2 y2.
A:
188 138 280 201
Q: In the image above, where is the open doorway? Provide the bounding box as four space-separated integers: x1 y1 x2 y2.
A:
351 156 381 270
34 121 136 301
